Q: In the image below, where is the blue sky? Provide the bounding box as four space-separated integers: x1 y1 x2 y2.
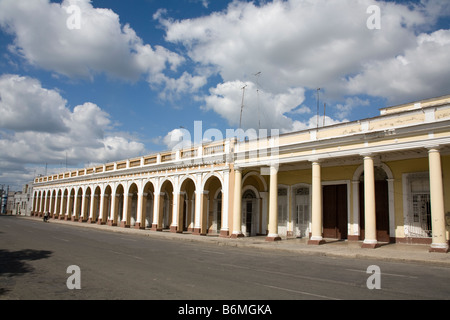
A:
0 0 449 190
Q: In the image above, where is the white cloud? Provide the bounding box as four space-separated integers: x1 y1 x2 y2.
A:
345 29 450 104
163 128 192 150
0 74 146 186
158 0 450 125
0 0 197 97
203 80 305 132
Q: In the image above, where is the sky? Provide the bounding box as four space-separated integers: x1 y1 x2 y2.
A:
0 0 449 190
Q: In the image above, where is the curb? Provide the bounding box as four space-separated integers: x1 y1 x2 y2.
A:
18 215 450 268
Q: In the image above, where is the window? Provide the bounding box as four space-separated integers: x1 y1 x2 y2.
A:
405 172 432 238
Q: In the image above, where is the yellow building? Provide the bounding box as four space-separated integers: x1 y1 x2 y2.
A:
32 95 450 252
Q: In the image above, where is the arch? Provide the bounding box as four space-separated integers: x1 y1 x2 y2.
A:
125 182 139 227
114 183 125 226
81 186 92 222
101 185 113 225
203 174 224 235
75 187 83 221
242 171 267 192
179 176 196 233
139 181 155 229
241 185 261 236
90 186 101 223
158 179 174 230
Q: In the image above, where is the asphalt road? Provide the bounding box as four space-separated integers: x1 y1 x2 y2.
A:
1 215 450 302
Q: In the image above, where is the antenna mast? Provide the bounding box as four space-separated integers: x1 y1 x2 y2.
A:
254 72 261 130
239 84 247 129
316 88 321 129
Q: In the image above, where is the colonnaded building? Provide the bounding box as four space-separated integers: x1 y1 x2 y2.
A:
31 95 450 253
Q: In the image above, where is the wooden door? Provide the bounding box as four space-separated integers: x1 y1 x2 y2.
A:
359 180 390 242
323 185 348 239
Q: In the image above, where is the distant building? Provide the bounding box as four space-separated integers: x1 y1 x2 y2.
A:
12 184 33 216
31 95 450 253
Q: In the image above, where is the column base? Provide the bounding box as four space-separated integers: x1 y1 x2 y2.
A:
230 232 244 239
308 236 325 245
151 224 162 231
170 225 179 233
429 243 449 253
308 239 325 245
120 221 130 228
97 219 106 225
362 240 379 249
107 220 117 226
134 222 146 230
266 234 281 242
220 230 230 238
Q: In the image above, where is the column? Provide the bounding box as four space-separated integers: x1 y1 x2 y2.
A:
108 191 116 226
362 155 378 249
192 188 203 235
231 167 244 238
121 192 131 228
266 165 281 241
202 191 210 235
220 169 230 237
135 192 145 230
59 193 65 219
151 192 162 231
170 191 180 233
308 161 324 245
176 192 185 233
88 193 96 223
98 192 105 225
428 148 449 253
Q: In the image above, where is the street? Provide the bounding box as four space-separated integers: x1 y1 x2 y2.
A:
1 215 450 302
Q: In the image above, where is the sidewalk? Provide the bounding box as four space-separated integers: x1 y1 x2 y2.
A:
23 216 450 267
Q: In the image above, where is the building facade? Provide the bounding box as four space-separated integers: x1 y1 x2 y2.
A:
31 95 450 252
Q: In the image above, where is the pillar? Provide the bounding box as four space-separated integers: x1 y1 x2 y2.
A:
428 148 449 253
170 191 180 233
98 192 106 225
362 155 378 249
135 192 146 230
151 192 162 231
231 167 244 238
308 161 325 245
266 166 281 241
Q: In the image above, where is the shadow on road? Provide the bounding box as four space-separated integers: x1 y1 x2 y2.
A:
0 249 53 296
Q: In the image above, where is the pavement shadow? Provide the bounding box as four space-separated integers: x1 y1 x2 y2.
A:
0 249 53 275
0 249 53 296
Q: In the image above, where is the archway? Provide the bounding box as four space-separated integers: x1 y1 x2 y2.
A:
242 189 258 236
140 181 155 229
101 185 112 225
203 175 223 235
179 177 196 233
159 180 173 230
115 184 124 226
126 183 138 228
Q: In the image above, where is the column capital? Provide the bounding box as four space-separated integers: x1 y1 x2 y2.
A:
309 157 322 164
427 146 441 153
360 152 375 159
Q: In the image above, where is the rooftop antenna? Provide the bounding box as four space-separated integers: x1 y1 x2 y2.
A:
254 72 261 130
239 84 248 129
316 88 321 129
323 102 326 127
